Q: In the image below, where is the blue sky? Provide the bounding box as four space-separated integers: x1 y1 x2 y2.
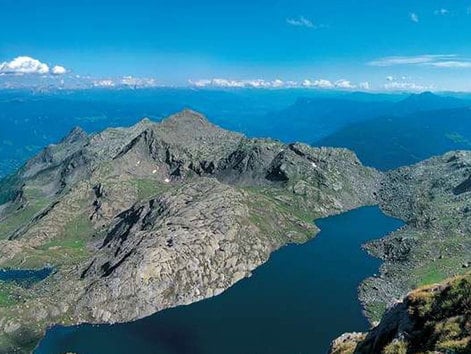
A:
1 0 471 91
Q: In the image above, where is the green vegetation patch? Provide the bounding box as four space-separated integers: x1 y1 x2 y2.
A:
407 273 471 352
38 214 94 262
0 289 15 307
0 187 50 240
243 187 316 245
0 282 25 308
365 300 387 324
134 178 170 200
0 173 21 205
3 214 95 269
412 255 466 288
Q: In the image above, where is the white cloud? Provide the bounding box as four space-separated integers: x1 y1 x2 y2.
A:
302 79 334 88
51 65 67 75
410 12 419 23
358 81 370 90
369 54 471 69
120 76 157 87
190 79 212 87
189 78 295 88
426 60 471 68
434 8 449 15
335 79 356 89
286 16 314 28
368 54 456 67
92 79 115 87
383 81 431 92
0 56 49 74
0 56 68 75
386 75 394 81
189 78 364 90
89 76 158 88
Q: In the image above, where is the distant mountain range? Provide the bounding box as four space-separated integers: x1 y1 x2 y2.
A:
257 92 471 145
317 103 471 170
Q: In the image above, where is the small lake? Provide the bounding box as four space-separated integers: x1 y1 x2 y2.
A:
36 206 403 354
0 267 52 286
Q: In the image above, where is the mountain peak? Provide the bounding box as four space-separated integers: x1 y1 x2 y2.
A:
163 109 209 126
60 126 88 144
417 91 434 96
395 91 468 114
404 91 437 101
157 109 227 139
133 117 155 130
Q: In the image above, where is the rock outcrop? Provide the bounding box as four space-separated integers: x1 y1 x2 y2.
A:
330 273 471 354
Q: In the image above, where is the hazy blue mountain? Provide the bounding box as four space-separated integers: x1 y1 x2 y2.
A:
393 91 471 115
258 92 471 144
317 106 471 170
256 97 395 143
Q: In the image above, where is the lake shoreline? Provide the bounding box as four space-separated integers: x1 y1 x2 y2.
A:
35 206 404 354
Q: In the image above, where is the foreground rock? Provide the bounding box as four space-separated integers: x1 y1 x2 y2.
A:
0 110 380 352
329 272 471 353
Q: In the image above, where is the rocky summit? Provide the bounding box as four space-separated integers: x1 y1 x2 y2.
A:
0 110 380 353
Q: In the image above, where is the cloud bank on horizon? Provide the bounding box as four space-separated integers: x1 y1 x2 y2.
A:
0 55 438 92
187 78 421 92
0 53 457 92
188 78 366 90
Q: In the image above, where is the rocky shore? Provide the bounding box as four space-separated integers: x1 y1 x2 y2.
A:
360 151 471 323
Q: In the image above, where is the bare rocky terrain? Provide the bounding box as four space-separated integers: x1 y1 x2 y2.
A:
0 110 380 353
360 151 471 322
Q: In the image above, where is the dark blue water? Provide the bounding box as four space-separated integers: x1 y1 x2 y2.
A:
0 267 52 286
36 206 403 354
